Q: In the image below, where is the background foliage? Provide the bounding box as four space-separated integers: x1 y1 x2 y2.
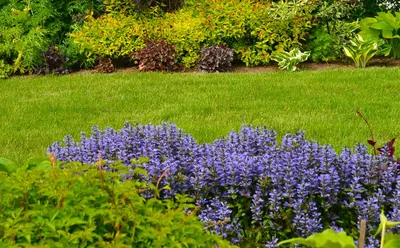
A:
1 0 398 76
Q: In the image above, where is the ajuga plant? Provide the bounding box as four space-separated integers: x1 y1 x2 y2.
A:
134 40 183 72
95 57 115 73
0 154 235 247
35 46 70 75
197 45 234 72
49 122 400 247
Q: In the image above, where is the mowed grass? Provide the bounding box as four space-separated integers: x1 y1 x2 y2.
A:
1 67 400 163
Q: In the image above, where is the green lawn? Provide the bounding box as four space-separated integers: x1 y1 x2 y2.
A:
2 67 400 163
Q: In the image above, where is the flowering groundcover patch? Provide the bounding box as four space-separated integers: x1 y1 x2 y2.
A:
49 123 400 247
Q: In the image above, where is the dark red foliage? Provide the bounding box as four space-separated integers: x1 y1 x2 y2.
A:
378 138 396 157
368 140 376 146
95 57 115 73
134 40 183 72
197 45 234 73
35 46 70 75
357 110 397 158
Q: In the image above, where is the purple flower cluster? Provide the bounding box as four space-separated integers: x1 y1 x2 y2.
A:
48 123 400 246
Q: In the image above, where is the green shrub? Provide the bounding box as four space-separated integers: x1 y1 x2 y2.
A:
308 22 358 62
0 1 52 74
193 0 315 66
60 36 90 70
307 0 359 62
103 0 184 16
102 0 139 16
0 157 235 247
0 0 103 74
69 13 146 67
0 60 12 79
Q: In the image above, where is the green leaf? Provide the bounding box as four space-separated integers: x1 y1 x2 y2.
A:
382 29 395 39
371 21 394 31
0 157 17 173
343 47 352 58
384 232 400 246
376 12 400 30
278 229 356 248
132 167 148 177
375 211 400 236
384 239 400 248
24 157 51 170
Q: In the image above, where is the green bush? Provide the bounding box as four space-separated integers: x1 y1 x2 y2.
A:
102 0 139 16
70 13 146 67
103 0 184 16
192 0 315 66
0 60 12 79
308 22 358 62
0 158 235 247
307 0 359 62
0 1 53 74
0 0 103 75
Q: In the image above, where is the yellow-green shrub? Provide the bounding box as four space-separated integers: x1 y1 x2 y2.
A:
69 0 316 68
194 0 253 44
69 14 145 66
144 9 207 67
244 0 314 65
193 0 315 66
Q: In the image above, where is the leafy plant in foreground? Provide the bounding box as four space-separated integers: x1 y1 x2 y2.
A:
278 229 357 248
278 211 400 248
197 45 234 73
270 48 311 71
343 35 390 68
0 154 235 247
134 40 183 72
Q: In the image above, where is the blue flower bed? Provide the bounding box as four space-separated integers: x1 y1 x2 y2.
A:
48 123 400 247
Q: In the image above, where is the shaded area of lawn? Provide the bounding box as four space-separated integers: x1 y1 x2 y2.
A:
1 67 400 163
